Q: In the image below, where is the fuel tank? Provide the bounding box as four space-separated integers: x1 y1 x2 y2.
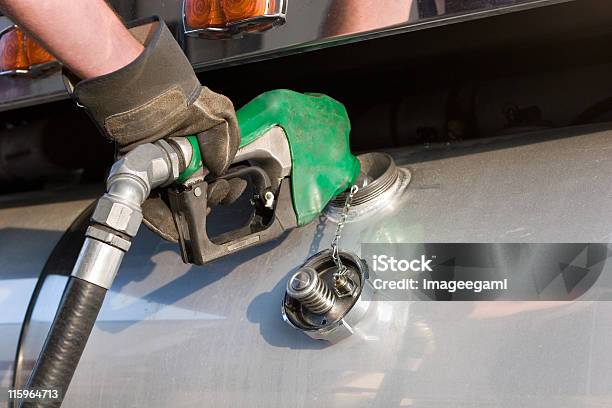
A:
8 124 612 407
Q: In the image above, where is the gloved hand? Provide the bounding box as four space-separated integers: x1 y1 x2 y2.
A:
63 16 245 241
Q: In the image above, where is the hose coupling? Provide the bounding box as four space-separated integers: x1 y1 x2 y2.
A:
74 141 183 289
91 142 181 237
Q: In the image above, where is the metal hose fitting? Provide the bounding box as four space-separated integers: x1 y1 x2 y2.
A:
22 140 187 407
286 267 336 314
75 141 182 289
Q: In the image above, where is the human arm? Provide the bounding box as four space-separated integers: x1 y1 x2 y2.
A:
0 2 243 241
0 0 143 78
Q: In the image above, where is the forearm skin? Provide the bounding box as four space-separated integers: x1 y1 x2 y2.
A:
0 0 143 78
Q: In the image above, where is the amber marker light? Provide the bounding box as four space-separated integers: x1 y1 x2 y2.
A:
0 25 58 76
183 0 287 39
185 0 227 28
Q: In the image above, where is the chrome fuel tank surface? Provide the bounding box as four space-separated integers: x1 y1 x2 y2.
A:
17 125 612 407
0 188 96 398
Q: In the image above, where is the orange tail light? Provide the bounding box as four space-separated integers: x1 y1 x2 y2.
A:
0 26 57 75
184 0 286 38
185 0 227 28
223 0 270 22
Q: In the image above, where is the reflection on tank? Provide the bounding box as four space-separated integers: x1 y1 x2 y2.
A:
323 0 532 37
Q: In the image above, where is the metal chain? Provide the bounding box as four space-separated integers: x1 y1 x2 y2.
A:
331 184 359 277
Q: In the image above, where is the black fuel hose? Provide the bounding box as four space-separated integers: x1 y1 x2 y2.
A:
20 277 106 408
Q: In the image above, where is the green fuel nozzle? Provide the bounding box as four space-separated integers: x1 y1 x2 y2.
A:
169 90 359 264
176 89 360 225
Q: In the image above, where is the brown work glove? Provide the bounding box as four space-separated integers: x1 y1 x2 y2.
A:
63 16 245 241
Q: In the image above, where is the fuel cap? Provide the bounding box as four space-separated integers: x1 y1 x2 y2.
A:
282 250 374 343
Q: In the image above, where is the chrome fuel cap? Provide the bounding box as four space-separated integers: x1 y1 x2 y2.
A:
282 250 374 343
